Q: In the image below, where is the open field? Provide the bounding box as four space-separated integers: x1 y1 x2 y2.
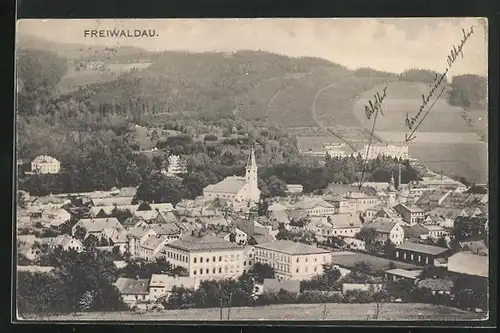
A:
410 142 488 184
352 81 484 134
331 251 421 273
19 303 485 321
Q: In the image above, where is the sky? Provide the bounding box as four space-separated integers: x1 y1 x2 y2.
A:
17 18 488 76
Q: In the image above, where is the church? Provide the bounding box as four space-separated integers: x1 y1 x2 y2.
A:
203 148 261 204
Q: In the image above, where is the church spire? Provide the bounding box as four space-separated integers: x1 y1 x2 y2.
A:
246 144 257 170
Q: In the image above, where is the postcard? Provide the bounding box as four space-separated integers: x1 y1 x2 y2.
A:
14 18 489 322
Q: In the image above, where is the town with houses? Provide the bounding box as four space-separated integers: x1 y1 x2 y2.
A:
16 145 489 317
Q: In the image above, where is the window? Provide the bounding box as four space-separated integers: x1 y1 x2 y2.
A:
219 267 222 273
244 261 247 266
314 266 317 272
206 268 209 274
193 270 197 275
296 258 299 263
200 257 203 263
296 268 299 273
305 257 308 263
200 268 203 274
194 257 197 263
219 256 222 262
206 257 210 263
213 268 216 274
213 256 216 262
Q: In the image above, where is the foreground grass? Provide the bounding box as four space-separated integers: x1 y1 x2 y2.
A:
20 303 486 321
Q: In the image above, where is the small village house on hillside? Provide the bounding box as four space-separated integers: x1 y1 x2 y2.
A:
363 218 405 245
114 278 151 309
149 275 199 302
393 203 426 225
71 217 123 239
384 268 422 282
31 155 61 174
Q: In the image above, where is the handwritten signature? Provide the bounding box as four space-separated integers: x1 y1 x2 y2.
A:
405 25 475 134
365 86 387 120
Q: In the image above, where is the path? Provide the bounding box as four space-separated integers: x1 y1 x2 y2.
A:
311 77 360 152
265 89 284 118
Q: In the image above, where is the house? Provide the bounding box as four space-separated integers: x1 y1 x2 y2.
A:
29 195 69 210
114 278 151 308
163 232 244 280
149 203 175 212
134 210 160 221
453 215 488 241
118 187 137 198
106 228 129 253
344 238 366 251
384 268 422 282
41 208 71 227
71 217 123 239
458 239 487 256
140 235 169 261
393 203 426 225
447 252 488 278
150 223 184 241
126 225 157 256
31 155 61 174
154 211 179 225
402 224 431 241
242 245 255 274
292 197 336 216
342 283 384 294
263 278 300 294
232 218 274 245
395 243 449 266
267 202 291 213
18 242 40 261
149 275 199 302
90 196 135 207
285 184 304 195
344 191 381 212
254 240 332 281
363 218 405 245
203 148 260 204
47 234 83 252
423 225 449 239
416 278 454 295
329 213 362 238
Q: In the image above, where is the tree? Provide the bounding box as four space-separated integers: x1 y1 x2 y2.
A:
111 245 122 259
99 236 109 247
266 175 288 197
356 227 377 245
74 225 87 240
383 239 396 257
83 234 99 251
252 262 275 283
136 173 188 205
436 236 448 248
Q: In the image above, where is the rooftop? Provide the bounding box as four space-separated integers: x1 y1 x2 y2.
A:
91 196 135 207
149 275 198 289
141 235 168 250
256 240 330 255
447 252 488 278
385 268 422 279
293 197 334 210
396 242 449 256
204 176 247 194
74 218 122 234
166 233 241 252
114 278 150 295
32 155 59 164
329 214 361 229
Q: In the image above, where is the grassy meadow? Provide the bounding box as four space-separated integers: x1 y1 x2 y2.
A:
19 303 486 321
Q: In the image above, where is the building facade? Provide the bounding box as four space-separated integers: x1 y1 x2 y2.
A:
361 143 409 160
31 155 61 174
163 233 244 280
254 240 332 281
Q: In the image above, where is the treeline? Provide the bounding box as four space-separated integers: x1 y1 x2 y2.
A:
399 69 440 83
448 74 487 109
17 250 126 315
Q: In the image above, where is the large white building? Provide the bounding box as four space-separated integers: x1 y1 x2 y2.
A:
254 240 332 281
203 148 260 204
31 155 61 174
361 143 409 160
166 155 187 175
163 232 244 280
324 143 351 158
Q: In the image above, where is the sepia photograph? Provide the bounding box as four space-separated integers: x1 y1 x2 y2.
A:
14 18 489 322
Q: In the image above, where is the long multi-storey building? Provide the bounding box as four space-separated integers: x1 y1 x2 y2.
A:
163 232 244 280
361 143 409 160
254 240 332 281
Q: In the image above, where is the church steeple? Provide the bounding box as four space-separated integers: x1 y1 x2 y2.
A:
388 172 396 192
245 145 260 203
246 145 257 170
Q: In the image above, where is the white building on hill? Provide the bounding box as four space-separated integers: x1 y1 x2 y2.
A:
165 155 187 175
361 143 409 160
31 155 61 174
203 148 260 204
